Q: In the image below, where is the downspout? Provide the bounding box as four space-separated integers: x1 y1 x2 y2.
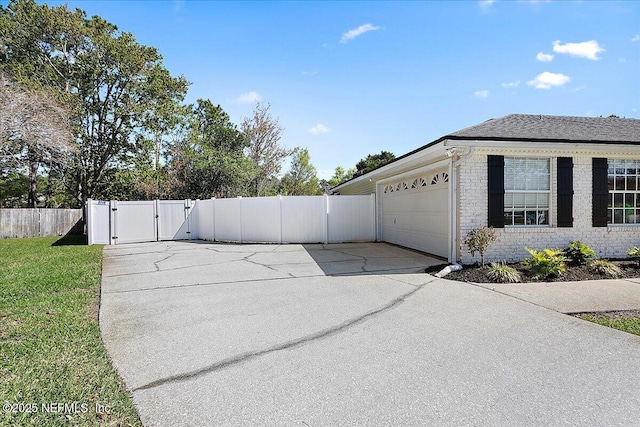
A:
449 147 475 263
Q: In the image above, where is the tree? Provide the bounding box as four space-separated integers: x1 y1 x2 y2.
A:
354 150 395 176
169 100 254 199
280 147 322 196
0 71 73 207
0 0 189 205
241 103 291 196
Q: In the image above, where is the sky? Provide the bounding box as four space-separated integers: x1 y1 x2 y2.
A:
22 1 640 178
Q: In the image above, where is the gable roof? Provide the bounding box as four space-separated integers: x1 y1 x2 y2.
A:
448 114 640 144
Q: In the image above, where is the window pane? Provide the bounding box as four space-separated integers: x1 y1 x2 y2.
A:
627 176 637 191
615 176 625 191
504 193 513 207
614 193 624 207
608 209 613 224
504 211 513 226
512 193 526 208
614 209 624 224
538 193 549 208
608 176 614 190
513 211 525 225
538 210 548 225
626 160 637 174
626 194 635 213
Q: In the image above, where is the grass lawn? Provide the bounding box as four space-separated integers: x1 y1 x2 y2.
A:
0 236 141 426
578 313 640 337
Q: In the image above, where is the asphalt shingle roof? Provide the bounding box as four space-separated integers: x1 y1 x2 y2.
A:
448 114 640 143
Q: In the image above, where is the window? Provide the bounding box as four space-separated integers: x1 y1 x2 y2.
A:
504 157 550 226
608 159 640 224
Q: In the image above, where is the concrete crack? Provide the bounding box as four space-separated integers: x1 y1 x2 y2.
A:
153 253 174 272
131 282 428 392
244 253 295 278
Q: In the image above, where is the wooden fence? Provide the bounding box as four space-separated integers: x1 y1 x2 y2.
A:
0 208 83 238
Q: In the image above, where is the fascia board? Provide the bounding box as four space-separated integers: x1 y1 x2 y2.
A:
333 141 446 192
443 139 640 155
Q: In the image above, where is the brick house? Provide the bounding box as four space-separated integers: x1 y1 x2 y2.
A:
331 114 640 263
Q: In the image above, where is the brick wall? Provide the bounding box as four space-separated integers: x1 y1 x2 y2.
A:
458 150 640 263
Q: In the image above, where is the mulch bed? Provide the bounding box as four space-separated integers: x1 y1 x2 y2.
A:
425 260 640 284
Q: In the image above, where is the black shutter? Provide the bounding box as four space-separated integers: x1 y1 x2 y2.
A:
487 155 505 228
557 157 573 227
592 158 609 227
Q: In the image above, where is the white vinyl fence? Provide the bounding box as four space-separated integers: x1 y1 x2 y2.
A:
87 194 375 245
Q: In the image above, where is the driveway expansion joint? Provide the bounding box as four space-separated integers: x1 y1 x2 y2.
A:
130 282 429 392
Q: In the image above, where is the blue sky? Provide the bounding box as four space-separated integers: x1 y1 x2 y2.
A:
29 1 640 178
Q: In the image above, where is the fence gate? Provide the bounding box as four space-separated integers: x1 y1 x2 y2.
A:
110 200 157 244
157 199 193 241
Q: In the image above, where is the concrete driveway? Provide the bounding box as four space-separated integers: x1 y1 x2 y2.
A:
100 242 640 426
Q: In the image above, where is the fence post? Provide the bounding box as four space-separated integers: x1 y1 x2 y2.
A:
87 199 93 245
323 194 329 244
370 193 377 242
238 196 243 244
110 200 117 245
278 195 283 244
212 197 216 242
185 199 192 240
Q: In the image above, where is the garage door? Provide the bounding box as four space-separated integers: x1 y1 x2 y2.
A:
380 168 449 258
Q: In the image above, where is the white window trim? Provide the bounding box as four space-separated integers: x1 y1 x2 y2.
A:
607 158 640 226
503 156 554 228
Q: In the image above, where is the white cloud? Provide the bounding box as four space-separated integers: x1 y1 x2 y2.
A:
618 57 627 63
536 52 554 62
501 80 521 88
527 72 571 89
479 0 496 8
301 70 319 76
309 124 330 135
235 91 262 104
340 24 381 44
474 90 489 98
552 40 604 60
632 34 640 42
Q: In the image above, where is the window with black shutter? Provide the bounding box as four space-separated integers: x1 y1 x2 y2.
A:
592 158 608 227
487 155 504 228
557 157 573 227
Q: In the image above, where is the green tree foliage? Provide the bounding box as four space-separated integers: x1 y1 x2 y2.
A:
280 147 322 196
354 150 395 177
169 100 254 199
0 0 189 206
241 103 291 196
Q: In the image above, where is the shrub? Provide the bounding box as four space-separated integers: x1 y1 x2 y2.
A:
524 248 567 279
588 259 622 278
628 246 640 266
564 241 596 265
463 226 497 266
486 262 521 283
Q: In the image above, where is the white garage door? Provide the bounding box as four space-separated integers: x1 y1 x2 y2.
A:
380 168 450 258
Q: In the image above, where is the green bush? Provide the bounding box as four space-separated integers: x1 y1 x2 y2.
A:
463 226 497 266
588 259 622 278
564 241 596 265
628 246 640 266
486 262 521 283
524 248 567 279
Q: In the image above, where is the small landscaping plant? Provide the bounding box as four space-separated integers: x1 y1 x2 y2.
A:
486 262 521 283
524 248 567 279
463 226 497 266
628 246 640 267
564 241 596 265
588 259 623 278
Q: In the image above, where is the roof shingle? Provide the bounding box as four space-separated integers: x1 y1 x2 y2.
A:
448 114 640 143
